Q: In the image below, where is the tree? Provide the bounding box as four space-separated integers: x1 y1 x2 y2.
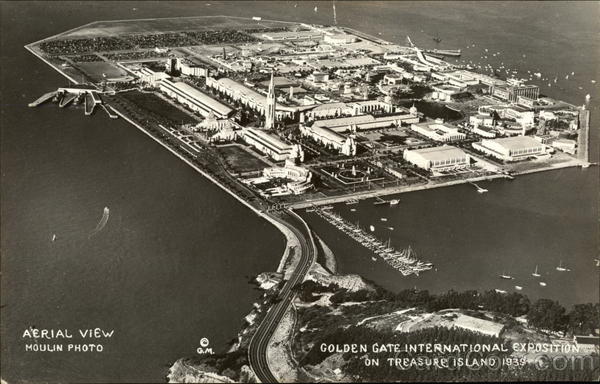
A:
527 299 567 331
567 303 600 335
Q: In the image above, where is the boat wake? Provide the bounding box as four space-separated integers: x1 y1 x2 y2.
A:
89 207 110 238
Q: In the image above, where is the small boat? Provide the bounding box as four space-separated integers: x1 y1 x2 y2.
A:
380 218 388 222
556 261 570 272
532 265 541 277
350 208 356 212
499 272 513 280
389 199 399 206
515 286 523 291
373 197 388 206
369 225 375 232
314 6 318 12
539 282 547 287
386 226 394 231
51 234 57 242
371 257 377 262
495 289 507 294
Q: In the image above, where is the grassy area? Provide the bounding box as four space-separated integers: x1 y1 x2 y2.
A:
58 16 296 38
217 145 270 173
76 61 128 81
119 91 197 125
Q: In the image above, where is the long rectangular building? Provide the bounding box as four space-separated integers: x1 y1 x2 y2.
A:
472 136 546 161
403 145 469 171
299 124 356 156
240 127 303 161
159 79 233 119
206 77 295 118
312 112 419 132
410 122 466 142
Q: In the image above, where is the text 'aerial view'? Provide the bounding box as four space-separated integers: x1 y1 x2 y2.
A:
1 1 599 383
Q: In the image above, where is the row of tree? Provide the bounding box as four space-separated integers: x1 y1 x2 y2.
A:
295 279 599 335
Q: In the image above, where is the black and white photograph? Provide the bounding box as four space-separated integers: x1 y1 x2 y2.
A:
1 1 599 382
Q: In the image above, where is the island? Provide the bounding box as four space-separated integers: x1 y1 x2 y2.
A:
25 15 598 383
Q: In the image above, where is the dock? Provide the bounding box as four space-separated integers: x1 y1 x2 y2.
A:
578 108 590 163
59 93 77 108
28 91 57 107
84 91 102 116
101 104 119 119
311 207 433 276
84 93 94 115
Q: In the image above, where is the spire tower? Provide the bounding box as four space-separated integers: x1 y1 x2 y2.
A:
265 72 276 129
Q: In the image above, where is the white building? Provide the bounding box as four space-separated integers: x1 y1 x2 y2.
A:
473 126 496 138
158 79 233 119
137 67 171 86
206 77 295 119
310 111 419 133
469 114 495 128
410 122 466 142
452 314 504 338
240 127 304 162
256 160 313 196
324 33 358 45
177 59 208 77
472 136 546 161
403 145 469 171
299 124 356 156
550 138 577 154
573 336 599 354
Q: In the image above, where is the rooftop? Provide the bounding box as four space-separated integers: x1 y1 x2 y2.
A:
404 145 467 161
482 135 542 149
170 81 233 116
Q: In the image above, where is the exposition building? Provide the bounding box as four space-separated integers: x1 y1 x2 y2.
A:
158 79 233 119
240 127 304 162
403 145 470 171
472 136 546 161
410 121 466 142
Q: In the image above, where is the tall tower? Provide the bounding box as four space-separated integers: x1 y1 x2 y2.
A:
265 72 276 130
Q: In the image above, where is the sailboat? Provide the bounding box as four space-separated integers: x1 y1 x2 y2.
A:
532 265 541 277
499 272 514 280
556 261 570 272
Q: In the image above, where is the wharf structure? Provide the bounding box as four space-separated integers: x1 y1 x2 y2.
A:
312 207 433 276
577 107 591 163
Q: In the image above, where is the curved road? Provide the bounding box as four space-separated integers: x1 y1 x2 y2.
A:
248 209 317 383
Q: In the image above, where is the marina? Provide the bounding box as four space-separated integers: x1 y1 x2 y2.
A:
311 207 433 276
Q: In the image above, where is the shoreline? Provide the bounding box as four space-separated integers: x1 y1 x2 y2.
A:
110 106 301 274
288 159 590 209
25 37 304 296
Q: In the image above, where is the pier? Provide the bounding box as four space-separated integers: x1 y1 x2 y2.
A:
84 91 102 116
59 93 77 108
578 108 590 163
311 207 433 276
101 104 118 119
28 91 57 107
